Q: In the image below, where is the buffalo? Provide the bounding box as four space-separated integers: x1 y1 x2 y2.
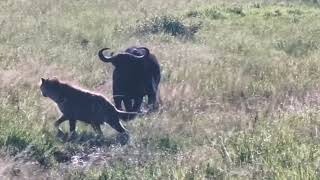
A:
98 46 161 113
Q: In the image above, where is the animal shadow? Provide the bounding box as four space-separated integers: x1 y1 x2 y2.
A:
56 131 130 147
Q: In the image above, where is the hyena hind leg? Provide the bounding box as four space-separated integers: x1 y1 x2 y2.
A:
108 117 127 133
108 117 130 145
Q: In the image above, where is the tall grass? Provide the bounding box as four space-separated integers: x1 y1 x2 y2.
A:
1 0 320 179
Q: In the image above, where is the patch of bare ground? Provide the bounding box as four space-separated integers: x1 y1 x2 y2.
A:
0 156 56 180
56 143 220 175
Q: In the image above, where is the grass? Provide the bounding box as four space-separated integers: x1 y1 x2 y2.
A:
1 0 320 179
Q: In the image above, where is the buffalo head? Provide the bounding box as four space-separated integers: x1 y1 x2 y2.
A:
98 47 149 65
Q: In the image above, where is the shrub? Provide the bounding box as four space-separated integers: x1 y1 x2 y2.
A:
135 15 200 39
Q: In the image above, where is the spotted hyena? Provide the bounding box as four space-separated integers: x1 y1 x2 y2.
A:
40 78 137 139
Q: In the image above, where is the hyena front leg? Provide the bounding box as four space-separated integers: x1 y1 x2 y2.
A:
63 119 77 141
69 119 77 133
68 120 77 140
55 115 67 139
55 115 67 133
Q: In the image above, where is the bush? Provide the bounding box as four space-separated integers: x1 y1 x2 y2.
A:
135 15 200 39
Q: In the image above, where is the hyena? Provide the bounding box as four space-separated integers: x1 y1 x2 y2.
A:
40 78 137 137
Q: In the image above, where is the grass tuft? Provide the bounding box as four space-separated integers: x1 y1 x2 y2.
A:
2 0 320 179
135 15 200 39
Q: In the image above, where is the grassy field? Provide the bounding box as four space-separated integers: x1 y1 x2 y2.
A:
1 0 320 179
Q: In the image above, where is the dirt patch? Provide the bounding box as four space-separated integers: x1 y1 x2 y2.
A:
0 157 56 180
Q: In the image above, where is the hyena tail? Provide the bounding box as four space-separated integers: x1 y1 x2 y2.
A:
117 110 141 121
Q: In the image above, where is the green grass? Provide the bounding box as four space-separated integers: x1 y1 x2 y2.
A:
228 111 320 178
1 0 320 179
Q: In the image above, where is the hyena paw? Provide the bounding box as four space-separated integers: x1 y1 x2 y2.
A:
67 131 78 141
56 130 65 140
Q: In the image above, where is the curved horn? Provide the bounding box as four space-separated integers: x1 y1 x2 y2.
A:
98 48 115 62
138 47 150 57
125 53 145 59
125 47 150 59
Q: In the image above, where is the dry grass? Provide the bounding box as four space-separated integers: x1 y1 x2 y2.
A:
1 0 320 179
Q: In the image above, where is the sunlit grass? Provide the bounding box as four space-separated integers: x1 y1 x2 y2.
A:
1 0 320 179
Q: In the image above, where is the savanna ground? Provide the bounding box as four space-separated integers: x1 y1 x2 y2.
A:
1 0 320 179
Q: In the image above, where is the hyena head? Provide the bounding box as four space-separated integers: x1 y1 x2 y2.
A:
40 78 62 101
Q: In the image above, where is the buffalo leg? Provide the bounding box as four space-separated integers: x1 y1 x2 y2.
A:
123 97 133 112
114 96 123 110
147 93 156 106
147 93 159 111
133 96 143 112
146 77 159 111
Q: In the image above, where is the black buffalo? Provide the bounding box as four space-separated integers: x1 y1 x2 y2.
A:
98 46 161 113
